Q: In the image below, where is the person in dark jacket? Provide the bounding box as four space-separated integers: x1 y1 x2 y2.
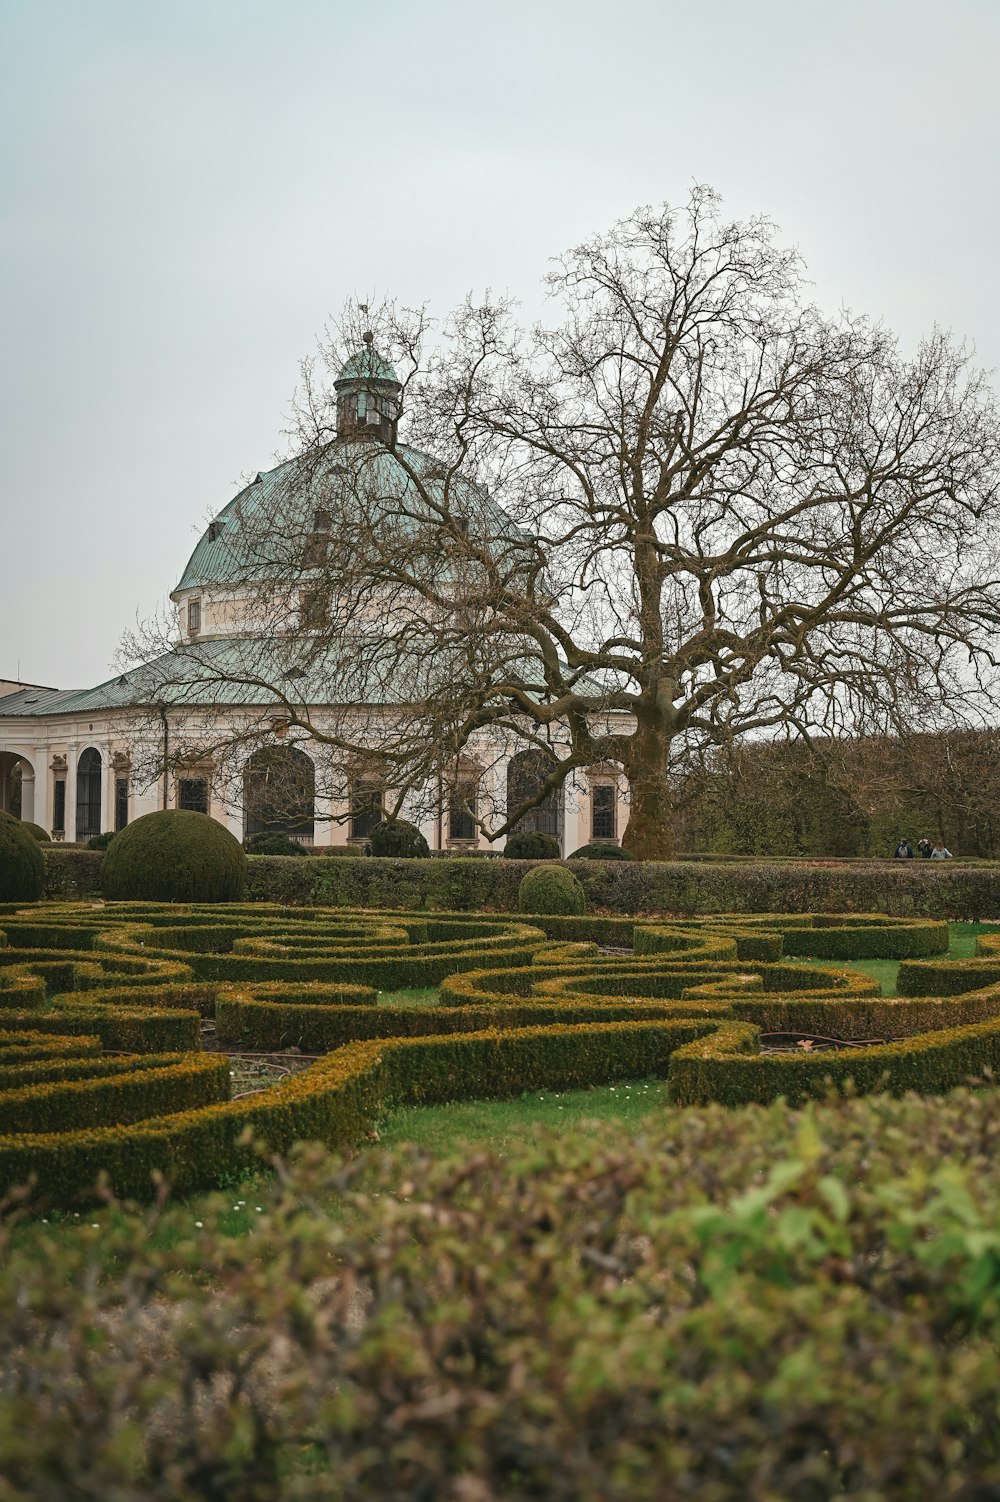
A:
894 838 914 858
917 837 933 859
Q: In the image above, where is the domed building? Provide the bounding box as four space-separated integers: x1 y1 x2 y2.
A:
0 343 625 853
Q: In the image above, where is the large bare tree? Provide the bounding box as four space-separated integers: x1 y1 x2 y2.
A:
124 187 1000 857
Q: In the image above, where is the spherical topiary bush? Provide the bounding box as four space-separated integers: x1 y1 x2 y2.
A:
518 864 586 915
368 819 430 858
21 821 50 843
0 811 45 902
504 831 561 860
101 809 246 903
244 832 310 857
569 842 634 860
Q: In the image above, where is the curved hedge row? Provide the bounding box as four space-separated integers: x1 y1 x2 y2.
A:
0 901 991 1204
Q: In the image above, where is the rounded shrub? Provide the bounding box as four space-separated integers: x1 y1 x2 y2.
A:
101 810 247 903
20 821 51 843
518 864 586 915
569 842 634 860
244 832 309 857
86 831 115 850
504 831 561 860
0 811 45 902
369 819 430 858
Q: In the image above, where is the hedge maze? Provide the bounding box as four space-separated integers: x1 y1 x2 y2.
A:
1 901 999 1204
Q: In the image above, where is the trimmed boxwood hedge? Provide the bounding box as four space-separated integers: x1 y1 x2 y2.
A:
0 812 45 903
101 810 247 903
502 831 561 860
569 842 634 859
3 901 1000 1205
368 819 430 858
518 865 586 915
41 845 1000 917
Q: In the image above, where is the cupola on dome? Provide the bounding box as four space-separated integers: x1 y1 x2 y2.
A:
333 333 401 443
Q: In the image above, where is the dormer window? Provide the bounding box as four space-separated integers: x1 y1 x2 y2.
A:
187 599 201 634
206 519 223 542
312 508 331 532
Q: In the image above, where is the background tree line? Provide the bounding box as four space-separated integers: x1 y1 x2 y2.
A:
680 729 1000 857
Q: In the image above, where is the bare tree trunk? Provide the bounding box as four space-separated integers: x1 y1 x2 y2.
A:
622 721 676 860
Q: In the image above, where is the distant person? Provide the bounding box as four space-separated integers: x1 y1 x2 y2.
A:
930 842 953 859
894 838 914 859
917 836 933 859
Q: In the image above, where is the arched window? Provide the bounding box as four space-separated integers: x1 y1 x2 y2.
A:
243 746 315 843
506 749 563 841
76 747 102 842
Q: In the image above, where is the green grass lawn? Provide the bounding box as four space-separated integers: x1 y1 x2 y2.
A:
378 987 440 1008
800 920 993 996
378 1078 670 1153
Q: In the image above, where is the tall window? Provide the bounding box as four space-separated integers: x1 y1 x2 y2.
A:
178 778 209 815
591 783 616 841
448 778 478 842
350 782 384 841
53 780 66 835
187 599 201 634
76 748 102 842
114 776 129 831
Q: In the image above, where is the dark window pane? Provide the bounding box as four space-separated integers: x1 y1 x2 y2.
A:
507 749 563 838
350 783 383 840
300 589 327 628
76 748 102 841
114 777 129 831
591 784 615 840
178 778 209 815
53 780 66 834
449 783 477 841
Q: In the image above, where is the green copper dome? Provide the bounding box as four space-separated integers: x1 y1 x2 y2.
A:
334 345 399 387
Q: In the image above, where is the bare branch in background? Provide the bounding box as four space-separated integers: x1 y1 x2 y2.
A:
122 188 1000 857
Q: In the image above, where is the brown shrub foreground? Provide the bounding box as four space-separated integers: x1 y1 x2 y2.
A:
3 1088 1000 1499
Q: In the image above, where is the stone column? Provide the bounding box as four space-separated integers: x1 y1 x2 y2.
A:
33 748 49 832
99 747 111 835
19 763 35 823
64 745 78 843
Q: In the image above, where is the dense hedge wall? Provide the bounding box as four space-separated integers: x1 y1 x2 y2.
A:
40 846 1000 917
40 848 103 899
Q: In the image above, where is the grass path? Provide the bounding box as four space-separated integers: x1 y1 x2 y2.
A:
800 920 992 996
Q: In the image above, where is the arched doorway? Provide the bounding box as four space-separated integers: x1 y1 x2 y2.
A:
243 746 315 843
506 748 563 843
76 747 102 843
0 752 33 821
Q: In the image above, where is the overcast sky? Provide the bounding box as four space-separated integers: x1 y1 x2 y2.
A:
2 0 997 687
